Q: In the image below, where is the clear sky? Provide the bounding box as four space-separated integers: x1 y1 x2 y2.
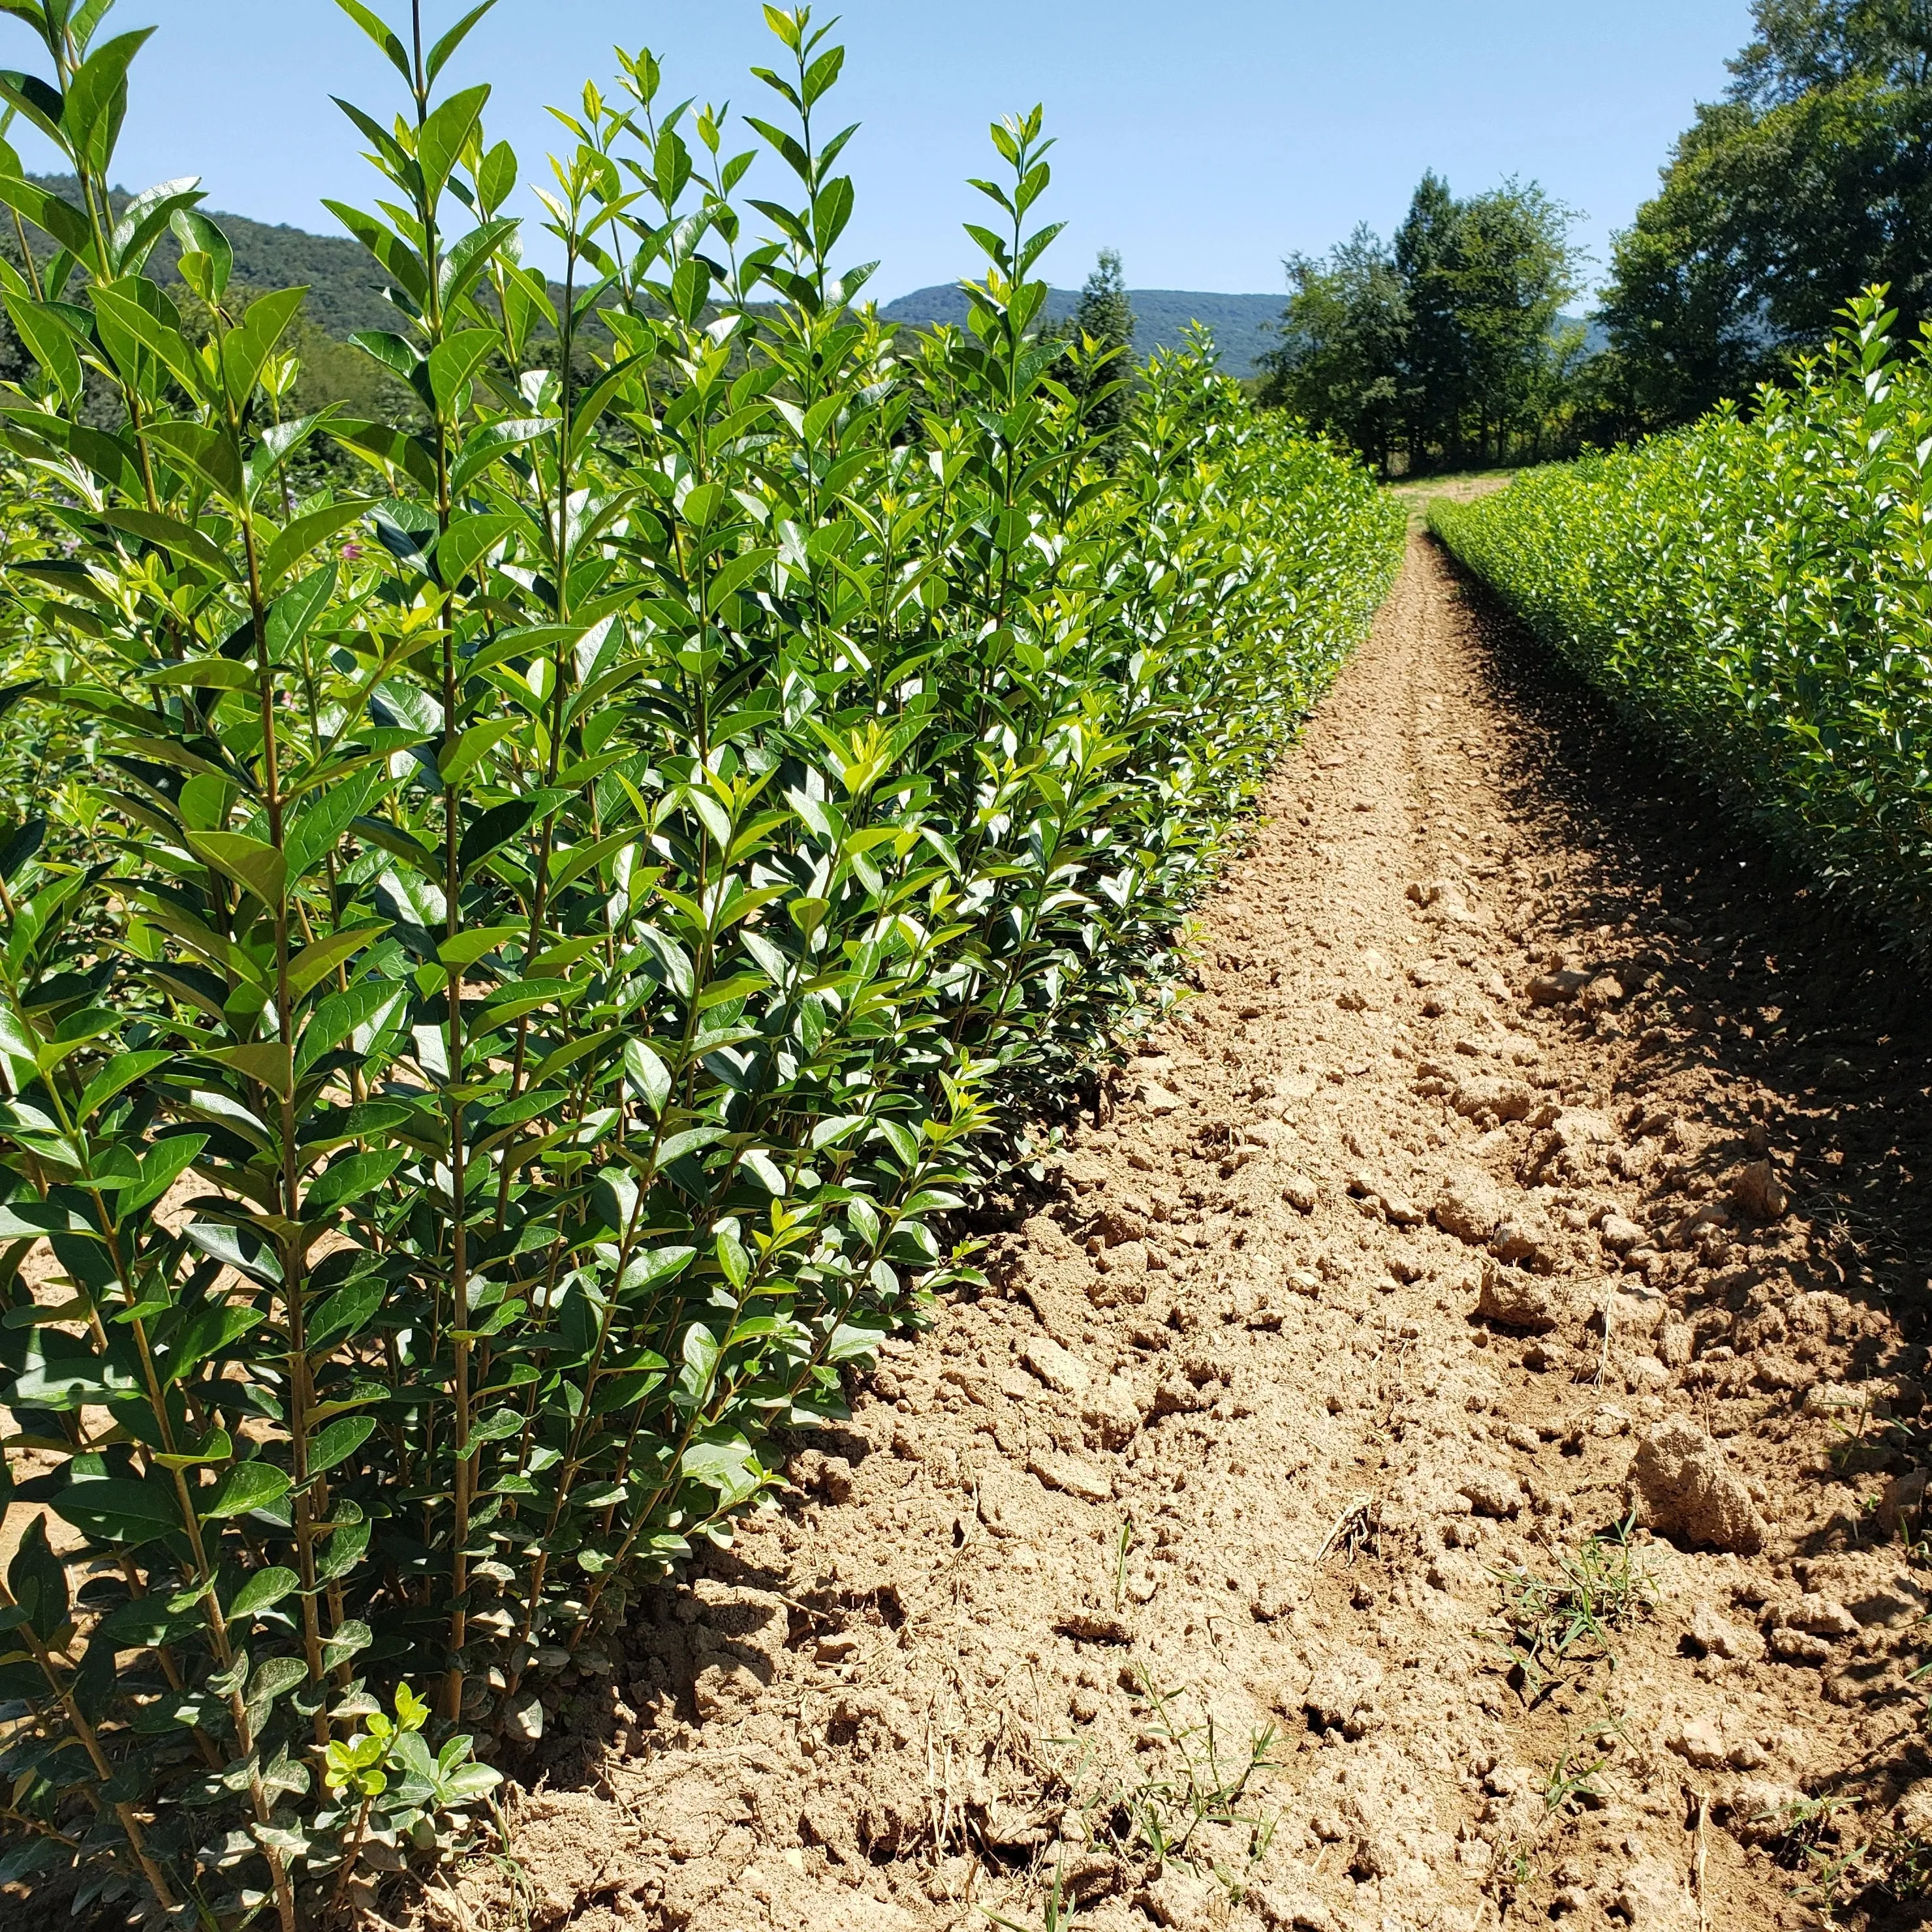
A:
4 0 1755 303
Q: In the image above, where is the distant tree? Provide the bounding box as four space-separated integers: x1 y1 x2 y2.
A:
1450 180 1584 462
1600 0 1932 428
1061 247 1135 450
1728 0 1932 105
1258 226 1406 475
1265 174 1580 474
1394 172 1471 465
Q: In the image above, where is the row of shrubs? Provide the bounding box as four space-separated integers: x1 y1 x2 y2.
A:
1429 291 1932 948
0 2 1405 1920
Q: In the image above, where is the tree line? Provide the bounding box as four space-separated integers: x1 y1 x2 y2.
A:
1264 0 1932 471
1255 175 1585 476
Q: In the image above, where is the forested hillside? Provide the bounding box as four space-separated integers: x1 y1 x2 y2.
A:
881 282 1282 373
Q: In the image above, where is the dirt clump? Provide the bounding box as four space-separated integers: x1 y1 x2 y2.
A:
408 537 1932 1932
1627 1416 1768 1553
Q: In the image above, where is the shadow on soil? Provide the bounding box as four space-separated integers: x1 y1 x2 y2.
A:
1441 538 1932 1928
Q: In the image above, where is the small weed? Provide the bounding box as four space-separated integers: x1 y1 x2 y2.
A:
1874 1828 1932 1902
1751 1792 1860 1920
1114 1517 1138 1612
982 1872 1073 1932
1491 1514 1656 1705
1062 1675 1281 1904
1540 1713 1628 1816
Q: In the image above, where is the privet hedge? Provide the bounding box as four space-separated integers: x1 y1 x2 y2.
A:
1430 291 1932 948
0 1 1403 1920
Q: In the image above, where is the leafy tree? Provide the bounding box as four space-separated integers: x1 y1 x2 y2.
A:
1258 225 1406 475
1394 172 1471 464
1060 246 1135 448
1600 0 1932 428
1264 174 1581 473
1728 0 1932 104
1449 179 1583 462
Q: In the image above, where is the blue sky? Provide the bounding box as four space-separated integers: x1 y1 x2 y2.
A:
7 1 1754 302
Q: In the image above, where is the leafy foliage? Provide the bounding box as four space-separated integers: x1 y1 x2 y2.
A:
0 0 1402 1922
1054 247 1135 453
1261 172 1585 476
1597 1 1932 432
1431 290 1932 949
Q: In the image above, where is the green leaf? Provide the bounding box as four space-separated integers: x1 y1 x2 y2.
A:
221 284 305 408
75 1048 168 1122
332 0 412 82
50 1475 180 1546
435 923 519 968
622 1037 671 1114
169 207 232 296
63 28 155 172
162 1301 264 1384
304 1148 404 1211
200 1041 294 1100
185 830 286 907
426 328 497 414
260 498 377 589
436 512 516 589
144 656 256 691
230 1565 300 1618
424 0 497 85
0 69 66 149
1 291 80 403
309 1274 384 1348
97 506 235 579
200 1459 292 1519
288 923 388 999
309 1415 375 1474
417 83 491 205
91 279 208 396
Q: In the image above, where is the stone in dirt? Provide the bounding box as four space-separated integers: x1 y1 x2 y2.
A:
1599 1212 1645 1254
1488 1212 1559 1272
1581 973 1625 1011
1895 1779 1932 1838
1433 1163 1506 1245
1689 1599 1766 1662
1626 1417 1768 1553
1457 1469 1523 1518
1022 1335 1089 1396
1729 1159 1788 1221
1248 1880 1341 1931
1721 1779 1809 1845
1027 1450 1114 1504
1610 1856 1700 1929
1282 1173 1320 1213
1081 1376 1144 1450
1301 1659 1384 1737
1450 1072 1536 1122
1477 1257 1561 1329
1877 1467 1928 1538
1527 967 1590 1005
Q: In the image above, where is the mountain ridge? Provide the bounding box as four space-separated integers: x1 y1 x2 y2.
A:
880 283 1283 376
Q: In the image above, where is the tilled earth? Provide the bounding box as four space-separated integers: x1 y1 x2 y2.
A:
444 538 1932 1932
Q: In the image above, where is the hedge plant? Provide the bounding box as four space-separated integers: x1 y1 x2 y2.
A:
1429 290 1932 948
0 1 1403 1922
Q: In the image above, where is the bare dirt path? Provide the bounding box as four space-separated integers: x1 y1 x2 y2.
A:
454 538 1932 1932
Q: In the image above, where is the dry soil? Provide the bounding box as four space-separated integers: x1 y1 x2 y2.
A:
429 535 1932 1932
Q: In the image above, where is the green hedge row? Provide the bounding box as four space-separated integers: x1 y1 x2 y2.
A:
0 3 1403 1921
1429 292 1932 945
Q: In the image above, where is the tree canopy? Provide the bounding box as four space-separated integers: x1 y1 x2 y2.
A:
1598 0 1932 429
1260 174 1581 475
